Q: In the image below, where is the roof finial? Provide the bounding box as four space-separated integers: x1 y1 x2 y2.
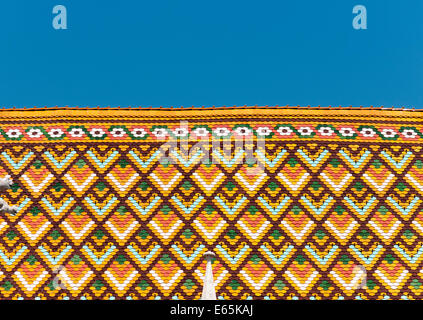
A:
201 251 217 300
0 175 18 216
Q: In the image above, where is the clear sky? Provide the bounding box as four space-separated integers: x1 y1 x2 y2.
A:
1 0 422 108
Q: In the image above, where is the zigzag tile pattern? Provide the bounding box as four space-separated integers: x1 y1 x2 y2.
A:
0 108 422 300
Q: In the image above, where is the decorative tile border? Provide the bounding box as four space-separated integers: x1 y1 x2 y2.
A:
0 124 422 142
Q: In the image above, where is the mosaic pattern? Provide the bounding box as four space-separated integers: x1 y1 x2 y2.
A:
0 123 422 142
0 107 422 300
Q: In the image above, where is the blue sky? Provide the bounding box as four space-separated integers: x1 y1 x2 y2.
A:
0 0 422 108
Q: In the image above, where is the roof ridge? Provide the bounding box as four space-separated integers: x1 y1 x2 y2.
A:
0 105 419 112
